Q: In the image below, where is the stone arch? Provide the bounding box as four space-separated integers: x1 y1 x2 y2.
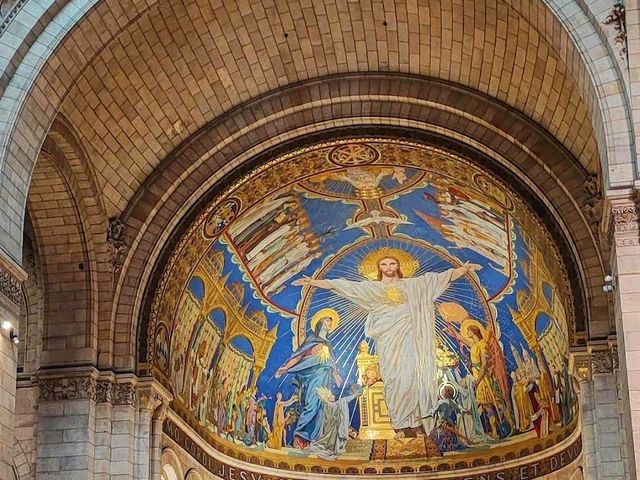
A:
26 150 94 366
41 116 113 365
113 76 608 371
184 469 205 480
0 0 632 267
11 444 29 480
541 0 637 187
161 448 184 480
18 217 43 375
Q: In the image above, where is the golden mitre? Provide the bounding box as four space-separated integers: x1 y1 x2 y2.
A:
359 247 419 280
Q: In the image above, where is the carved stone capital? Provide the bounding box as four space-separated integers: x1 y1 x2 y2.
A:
38 376 97 402
138 389 164 413
95 381 112 403
137 379 172 414
113 383 136 406
603 2 628 61
571 340 619 380
591 348 616 374
608 198 639 247
107 217 128 274
571 351 592 382
581 174 604 239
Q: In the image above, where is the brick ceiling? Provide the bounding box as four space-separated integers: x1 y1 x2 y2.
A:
55 0 599 218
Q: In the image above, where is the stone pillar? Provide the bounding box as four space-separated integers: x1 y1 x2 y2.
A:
592 343 627 480
34 372 170 480
93 376 137 480
606 195 640 478
573 351 597 480
0 256 26 480
573 341 631 480
36 372 98 479
94 382 113 480
108 381 137 480
135 380 171 480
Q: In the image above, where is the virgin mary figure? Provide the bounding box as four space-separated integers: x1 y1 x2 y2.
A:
275 309 342 449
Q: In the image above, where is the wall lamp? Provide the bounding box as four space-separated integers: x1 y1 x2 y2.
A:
603 274 616 293
1 321 18 344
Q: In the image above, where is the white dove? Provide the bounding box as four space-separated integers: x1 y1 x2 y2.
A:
345 210 413 230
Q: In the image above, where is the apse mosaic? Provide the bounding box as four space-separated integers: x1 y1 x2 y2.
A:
150 139 578 473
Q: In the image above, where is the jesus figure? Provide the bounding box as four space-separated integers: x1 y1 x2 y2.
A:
293 255 480 438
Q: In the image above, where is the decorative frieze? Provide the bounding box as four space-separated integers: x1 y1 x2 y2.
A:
38 377 96 401
95 381 136 405
608 200 639 247
572 342 619 380
164 418 582 479
113 382 136 406
95 381 112 403
0 264 21 307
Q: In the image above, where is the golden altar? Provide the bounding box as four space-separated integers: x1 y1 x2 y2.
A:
355 341 396 439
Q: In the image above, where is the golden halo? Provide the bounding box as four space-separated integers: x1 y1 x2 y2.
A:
359 247 419 280
438 381 459 400
310 308 340 333
460 319 486 343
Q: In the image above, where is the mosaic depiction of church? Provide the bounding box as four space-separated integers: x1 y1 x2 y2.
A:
150 139 577 472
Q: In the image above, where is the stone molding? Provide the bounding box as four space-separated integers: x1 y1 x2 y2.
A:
0 0 26 36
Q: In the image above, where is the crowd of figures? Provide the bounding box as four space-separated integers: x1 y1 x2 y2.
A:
228 194 322 295
203 373 278 447
189 312 362 460
427 319 577 453
200 311 577 460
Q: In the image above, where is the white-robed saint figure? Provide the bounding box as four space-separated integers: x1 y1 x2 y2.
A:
293 248 480 438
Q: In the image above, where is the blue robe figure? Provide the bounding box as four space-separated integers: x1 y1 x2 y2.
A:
275 313 341 449
426 385 467 453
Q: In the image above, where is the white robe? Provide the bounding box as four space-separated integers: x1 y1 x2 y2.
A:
325 270 453 430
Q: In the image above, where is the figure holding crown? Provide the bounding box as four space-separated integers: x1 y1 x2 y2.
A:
293 249 480 438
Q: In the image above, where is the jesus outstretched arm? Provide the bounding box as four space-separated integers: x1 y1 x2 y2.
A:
292 260 480 311
293 261 478 291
